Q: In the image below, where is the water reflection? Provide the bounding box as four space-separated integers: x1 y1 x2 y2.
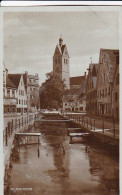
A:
10 126 119 195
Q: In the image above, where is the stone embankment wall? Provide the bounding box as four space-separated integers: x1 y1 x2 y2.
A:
4 112 39 173
65 116 119 153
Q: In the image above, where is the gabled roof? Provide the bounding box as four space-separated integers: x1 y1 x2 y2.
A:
6 76 17 89
8 74 22 88
87 63 99 89
61 45 66 54
89 63 99 75
92 77 97 88
99 49 119 83
70 76 84 85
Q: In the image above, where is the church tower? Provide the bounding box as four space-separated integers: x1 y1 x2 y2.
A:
53 37 70 89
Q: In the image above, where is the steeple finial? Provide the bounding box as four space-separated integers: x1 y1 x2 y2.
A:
90 57 92 63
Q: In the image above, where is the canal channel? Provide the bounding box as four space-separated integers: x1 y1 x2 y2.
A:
9 114 119 195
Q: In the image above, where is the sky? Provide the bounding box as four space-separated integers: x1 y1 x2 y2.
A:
3 10 119 85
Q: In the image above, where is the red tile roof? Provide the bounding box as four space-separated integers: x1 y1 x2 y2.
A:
8 74 21 88
70 76 84 85
6 76 17 88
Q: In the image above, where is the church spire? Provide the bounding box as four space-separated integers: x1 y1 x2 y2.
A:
59 35 63 47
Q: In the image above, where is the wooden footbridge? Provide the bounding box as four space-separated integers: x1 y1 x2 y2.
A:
67 128 91 143
15 132 41 145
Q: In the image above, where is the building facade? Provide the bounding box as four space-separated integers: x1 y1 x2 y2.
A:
53 37 70 89
97 49 119 118
8 74 27 114
3 65 17 114
24 72 40 112
113 62 119 121
63 95 86 113
86 63 98 116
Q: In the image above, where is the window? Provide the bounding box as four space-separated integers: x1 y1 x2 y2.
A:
7 89 10 97
98 91 99 98
115 93 117 101
104 73 105 82
58 58 60 63
19 100 21 104
22 100 23 105
105 88 107 96
19 90 21 95
12 90 15 98
103 89 104 97
29 79 31 83
55 59 57 64
64 59 65 64
65 103 67 106
80 107 83 111
108 87 110 96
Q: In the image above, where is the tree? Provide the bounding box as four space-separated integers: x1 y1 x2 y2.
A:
40 72 66 109
30 89 40 110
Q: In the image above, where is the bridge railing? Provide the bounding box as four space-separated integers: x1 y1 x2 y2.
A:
62 112 118 138
3 113 39 147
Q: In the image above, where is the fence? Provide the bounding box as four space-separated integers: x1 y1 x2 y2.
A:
62 112 118 138
3 113 39 147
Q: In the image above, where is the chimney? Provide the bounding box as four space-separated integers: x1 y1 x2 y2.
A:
84 72 87 78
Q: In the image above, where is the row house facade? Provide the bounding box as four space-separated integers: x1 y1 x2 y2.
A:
23 72 40 112
63 74 87 113
86 63 98 116
112 60 119 121
63 95 86 113
97 49 119 119
3 65 17 114
7 74 27 114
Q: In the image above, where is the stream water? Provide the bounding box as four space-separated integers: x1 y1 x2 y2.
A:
9 122 119 195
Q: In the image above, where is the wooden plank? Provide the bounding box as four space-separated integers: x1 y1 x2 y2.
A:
35 119 70 122
68 128 82 131
15 133 41 136
69 133 90 137
91 129 110 132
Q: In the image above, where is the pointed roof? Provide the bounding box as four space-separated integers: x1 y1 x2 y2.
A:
70 76 84 85
87 63 99 89
8 74 22 88
6 76 17 89
99 49 119 83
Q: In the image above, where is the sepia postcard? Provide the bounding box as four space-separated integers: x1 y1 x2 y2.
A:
0 4 121 195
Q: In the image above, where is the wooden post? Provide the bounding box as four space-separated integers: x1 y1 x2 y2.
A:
91 118 92 129
12 119 13 134
102 119 104 133
22 117 23 127
94 118 95 131
5 127 8 146
10 122 12 135
8 122 10 137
